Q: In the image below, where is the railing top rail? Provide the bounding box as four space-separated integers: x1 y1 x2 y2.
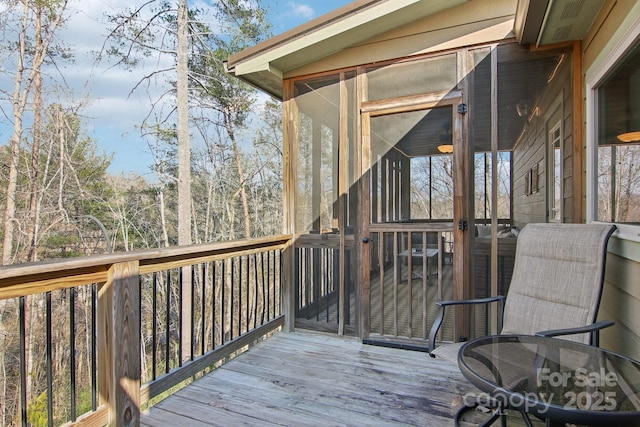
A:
0 234 292 300
369 222 454 232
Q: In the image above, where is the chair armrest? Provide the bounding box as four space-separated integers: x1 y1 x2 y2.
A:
436 295 506 307
535 320 615 347
428 295 506 356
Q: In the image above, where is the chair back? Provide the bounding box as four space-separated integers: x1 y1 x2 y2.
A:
500 223 616 344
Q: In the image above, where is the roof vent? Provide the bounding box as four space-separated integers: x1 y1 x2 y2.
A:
553 25 572 41
560 0 585 20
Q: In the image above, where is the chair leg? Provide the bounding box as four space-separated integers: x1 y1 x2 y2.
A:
454 400 506 427
519 409 536 427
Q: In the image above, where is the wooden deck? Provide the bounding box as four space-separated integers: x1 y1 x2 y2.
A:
140 329 471 426
141 329 548 426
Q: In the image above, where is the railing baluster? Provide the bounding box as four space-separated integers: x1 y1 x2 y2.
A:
379 231 384 335
201 262 206 355
273 250 277 320
244 255 248 333
325 249 330 323
91 283 97 411
46 292 53 427
253 253 259 329
211 261 218 350
294 248 299 318
190 264 195 361
423 231 428 340
178 268 183 367
152 273 158 380
261 252 267 324
278 249 283 316
19 296 27 427
138 275 143 381
221 260 226 345
165 270 171 374
231 258 235 340
70 287 77 421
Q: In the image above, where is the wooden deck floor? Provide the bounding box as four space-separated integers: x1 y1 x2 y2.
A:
141 329 546 426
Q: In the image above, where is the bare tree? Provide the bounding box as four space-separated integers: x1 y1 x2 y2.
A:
2 0 70 265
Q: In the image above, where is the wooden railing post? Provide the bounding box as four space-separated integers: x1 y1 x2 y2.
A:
282 244 295 332
98 261 141 427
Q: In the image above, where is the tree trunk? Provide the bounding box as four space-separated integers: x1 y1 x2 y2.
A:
177 0 191 248
57 108 65 212
27 2 43 263
225 113 251 239
158 189 170 248
2 0 30 265
2 0 69 264
177 0 192 364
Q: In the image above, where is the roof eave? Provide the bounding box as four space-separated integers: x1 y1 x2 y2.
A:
226 0 468 99
514 0 606 46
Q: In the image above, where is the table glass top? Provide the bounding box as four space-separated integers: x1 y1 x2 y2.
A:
458 335 640 418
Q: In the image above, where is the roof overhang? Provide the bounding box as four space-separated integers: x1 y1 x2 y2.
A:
514 0 605 46
225 0 469 99
227 0 605 99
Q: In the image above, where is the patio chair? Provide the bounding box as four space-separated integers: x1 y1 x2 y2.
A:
428 223 617 363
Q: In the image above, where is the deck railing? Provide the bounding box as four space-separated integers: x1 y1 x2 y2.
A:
0 234 291 427
293 233 355 334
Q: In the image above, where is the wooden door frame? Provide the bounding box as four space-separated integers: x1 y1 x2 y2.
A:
357 90 469 340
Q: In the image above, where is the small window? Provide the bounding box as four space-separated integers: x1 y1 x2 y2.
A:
548 123 562 222
595 39 640 224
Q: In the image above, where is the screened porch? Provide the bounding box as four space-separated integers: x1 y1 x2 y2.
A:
287 41 578 348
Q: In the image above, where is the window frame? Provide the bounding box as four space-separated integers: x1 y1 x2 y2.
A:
548 120 563 223
586 13 640 242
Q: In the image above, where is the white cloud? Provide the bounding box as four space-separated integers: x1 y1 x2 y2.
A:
287 1 315 20
42 0 179 173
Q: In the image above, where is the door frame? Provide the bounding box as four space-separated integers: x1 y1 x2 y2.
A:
357 90 471 341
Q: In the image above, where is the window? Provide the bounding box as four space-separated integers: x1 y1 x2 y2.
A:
548 122 562 222
587 21 640 241
595 40 640 225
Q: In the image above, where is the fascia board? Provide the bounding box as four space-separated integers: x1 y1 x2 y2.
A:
231 0 464 77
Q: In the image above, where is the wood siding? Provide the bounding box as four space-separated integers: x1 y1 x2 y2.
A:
583 0 638 72
512 51 574 228
584 0 640 360
600 247 640 361
285 0 517 80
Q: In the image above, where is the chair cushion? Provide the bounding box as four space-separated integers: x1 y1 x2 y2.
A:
500 223 614 344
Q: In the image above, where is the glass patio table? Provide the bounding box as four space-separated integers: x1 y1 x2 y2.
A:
457 335 640 427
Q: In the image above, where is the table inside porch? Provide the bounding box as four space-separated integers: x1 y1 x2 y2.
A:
398 246 439 280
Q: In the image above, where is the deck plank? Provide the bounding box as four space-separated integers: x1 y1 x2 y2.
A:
140 330 519 426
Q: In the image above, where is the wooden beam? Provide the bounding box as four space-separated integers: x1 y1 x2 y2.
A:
99 261 140 427
69 405 109 427
282 79 296 332
338 73 349 335
490 44 500 334
357 68 370 339
453 49 471 342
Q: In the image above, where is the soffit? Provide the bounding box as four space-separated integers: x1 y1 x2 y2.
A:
226 0 468 99
515 0 606 46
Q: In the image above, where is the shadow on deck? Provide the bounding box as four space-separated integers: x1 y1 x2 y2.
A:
140 330 546 426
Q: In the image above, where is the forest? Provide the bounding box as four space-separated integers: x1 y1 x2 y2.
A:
0 0 284 266
0 1 283 425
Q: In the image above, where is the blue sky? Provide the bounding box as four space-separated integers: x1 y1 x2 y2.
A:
0 0 353 176
268 0 353 33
